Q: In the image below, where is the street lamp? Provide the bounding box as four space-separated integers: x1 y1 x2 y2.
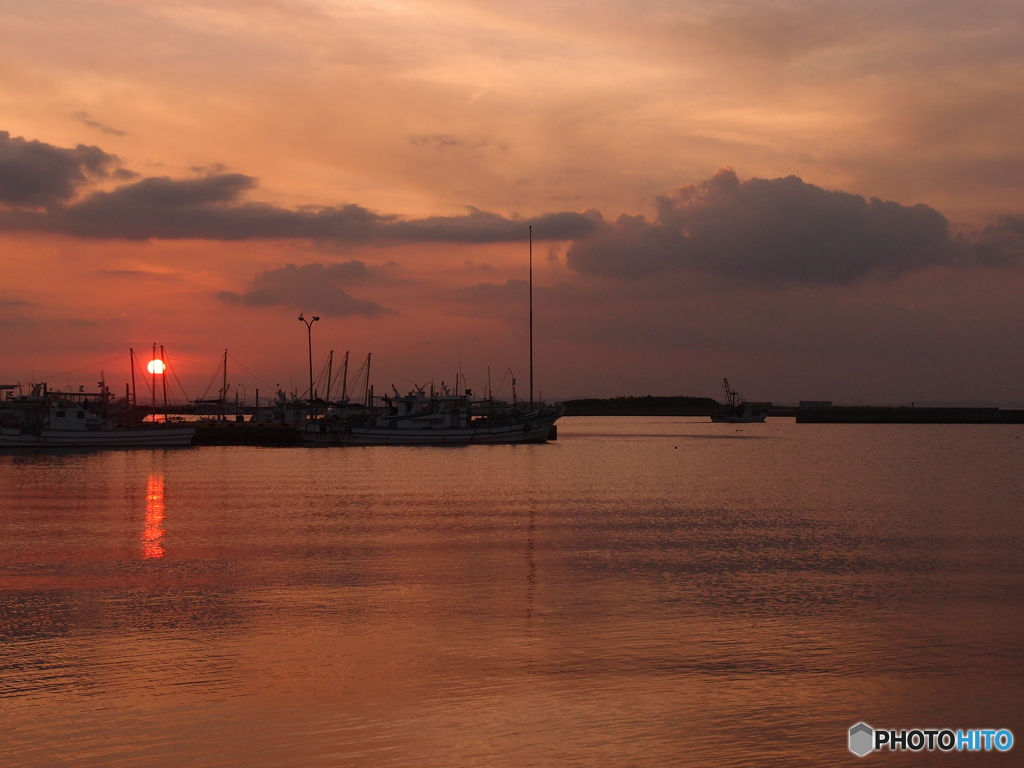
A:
298 314 319 405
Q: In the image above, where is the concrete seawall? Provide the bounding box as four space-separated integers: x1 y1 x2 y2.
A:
795 407 1024 424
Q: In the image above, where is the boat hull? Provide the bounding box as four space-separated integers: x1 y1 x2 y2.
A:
710 414 767 423
300 415 559 446
0 426 196 447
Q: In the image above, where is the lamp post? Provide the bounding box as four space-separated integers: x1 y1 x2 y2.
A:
298 314 319 406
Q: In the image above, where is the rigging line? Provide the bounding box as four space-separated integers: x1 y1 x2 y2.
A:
313 355 332 394
196 355 224 401
163 357 191 403
347 358 367 390
493 367 512 397
369 356 418 389
226 352 274 390
132 353 156 401
39 353 129 382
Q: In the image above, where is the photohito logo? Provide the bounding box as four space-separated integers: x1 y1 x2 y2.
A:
849 723 1014 756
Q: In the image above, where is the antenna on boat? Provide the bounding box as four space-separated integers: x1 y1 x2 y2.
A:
529 224 533 409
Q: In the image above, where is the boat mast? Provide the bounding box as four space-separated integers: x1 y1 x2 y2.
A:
529 224 533 408
326 351 334 402
129 348 137 416
221 349 228 420
341 351 349 401
365 353 372 407
160 345 168 421
151 342 157 419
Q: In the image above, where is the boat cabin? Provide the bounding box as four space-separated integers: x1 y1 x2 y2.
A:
49 401 104 431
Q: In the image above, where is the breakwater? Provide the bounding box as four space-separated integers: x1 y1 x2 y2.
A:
560 396 1024 424
795 407 1024 424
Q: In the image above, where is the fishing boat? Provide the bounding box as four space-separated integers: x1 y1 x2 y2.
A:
299 386 560 446
710 379 768 423
0 383 195 447
300 225 560 446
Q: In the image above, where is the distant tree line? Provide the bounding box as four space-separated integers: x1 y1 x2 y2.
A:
560 395 722 416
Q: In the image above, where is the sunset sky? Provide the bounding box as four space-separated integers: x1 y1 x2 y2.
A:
2 0 1023 404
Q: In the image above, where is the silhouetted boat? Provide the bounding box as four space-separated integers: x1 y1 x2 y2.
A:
299 386 560 445
300 226 560 446
710 379 768 423
0 383 194 447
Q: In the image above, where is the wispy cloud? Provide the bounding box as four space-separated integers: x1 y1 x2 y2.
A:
70 111 127 137
409 134 504 152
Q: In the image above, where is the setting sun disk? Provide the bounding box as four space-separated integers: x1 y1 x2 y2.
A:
147 359 166 374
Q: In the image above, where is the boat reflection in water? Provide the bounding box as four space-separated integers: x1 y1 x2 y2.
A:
142 473 166 559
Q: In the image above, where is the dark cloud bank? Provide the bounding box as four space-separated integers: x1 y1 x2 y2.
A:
0 131 598 242
218 261 394 318
0 130 133 208
3 132 1023 287
566 168 1023 284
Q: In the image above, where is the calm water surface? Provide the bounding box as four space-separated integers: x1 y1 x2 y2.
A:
2 417 1022 766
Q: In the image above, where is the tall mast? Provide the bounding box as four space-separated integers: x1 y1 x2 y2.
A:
151 341 157 418
129 348 137 410
222 349 228 420
326 351 334 402
365 353 372 407
529 225 534 408
160 345 168 421
341 351 349 401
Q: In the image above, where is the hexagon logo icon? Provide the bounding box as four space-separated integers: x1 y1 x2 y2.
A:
849 722 874 757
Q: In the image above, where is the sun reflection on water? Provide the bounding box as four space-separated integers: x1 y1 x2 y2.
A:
142 473 165 559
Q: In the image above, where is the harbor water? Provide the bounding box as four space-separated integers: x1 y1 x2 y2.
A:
2 417 1022 766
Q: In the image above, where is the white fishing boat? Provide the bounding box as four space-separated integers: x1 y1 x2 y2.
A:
299 387 560 446
0 384 195 447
